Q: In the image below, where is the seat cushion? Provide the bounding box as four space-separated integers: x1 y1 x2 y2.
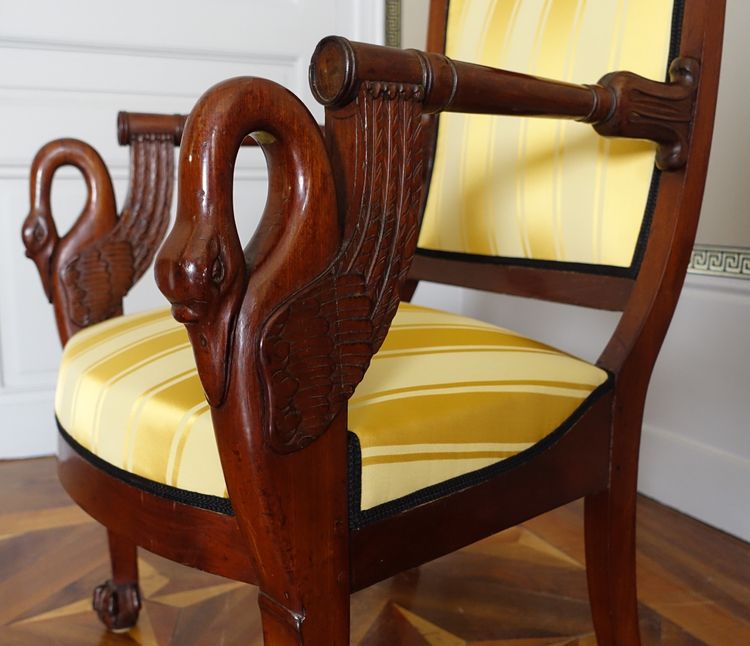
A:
55 304 609 520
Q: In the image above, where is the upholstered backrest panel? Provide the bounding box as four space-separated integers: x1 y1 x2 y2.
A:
418 0 677 270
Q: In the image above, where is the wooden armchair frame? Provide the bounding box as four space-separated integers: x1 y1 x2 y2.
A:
23 1 724 644
22 111 265 344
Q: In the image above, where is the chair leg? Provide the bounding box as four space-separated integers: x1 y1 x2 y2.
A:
93 529 141 632
584 485 641 646
258 585 349 645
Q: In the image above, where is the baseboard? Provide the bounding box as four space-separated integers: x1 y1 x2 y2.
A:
637 273 750 542
639 423 750 542
0 390 56 459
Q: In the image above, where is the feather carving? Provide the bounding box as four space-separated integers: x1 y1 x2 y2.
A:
260 82 425 453
60 135 174 328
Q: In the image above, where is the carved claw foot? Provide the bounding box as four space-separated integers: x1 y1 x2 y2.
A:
92 580 141 632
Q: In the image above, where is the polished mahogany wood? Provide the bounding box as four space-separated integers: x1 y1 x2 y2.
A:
24 1 726 644
584 1 726 641
117 110 302 147
22 109 263 346
117 111 186 145
310 36 613 120
411 252 634 310
351 390 613 591
310 37 697 170
57 439 256 584
426 0 449 54
595 57 699 171
156 77 351 643
22 125 176 343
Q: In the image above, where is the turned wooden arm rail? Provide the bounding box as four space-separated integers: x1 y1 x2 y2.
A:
118 111 309 147
117 111 187 145
310 36 699 171
22 116 178 343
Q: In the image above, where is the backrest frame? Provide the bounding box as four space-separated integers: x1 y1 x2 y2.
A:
411 0 722 322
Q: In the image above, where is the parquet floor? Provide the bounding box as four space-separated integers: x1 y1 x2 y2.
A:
1 458 748 645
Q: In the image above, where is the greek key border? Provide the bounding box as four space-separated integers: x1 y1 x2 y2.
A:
385 0 401 48
688 245 750 280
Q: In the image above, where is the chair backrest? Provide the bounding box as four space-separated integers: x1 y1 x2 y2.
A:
411 0 707 312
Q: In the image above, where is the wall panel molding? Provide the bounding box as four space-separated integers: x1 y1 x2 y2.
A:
0 163 269 182
0 36 299 66
0 52 297 99
0 390 56 458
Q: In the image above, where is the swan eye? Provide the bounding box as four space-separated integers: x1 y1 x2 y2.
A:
33 220 47 242
211 256 225 285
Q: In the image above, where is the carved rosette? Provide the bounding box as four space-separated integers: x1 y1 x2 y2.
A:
260 81 426 453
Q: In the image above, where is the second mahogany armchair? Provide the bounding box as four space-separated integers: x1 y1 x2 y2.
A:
23 1 725 644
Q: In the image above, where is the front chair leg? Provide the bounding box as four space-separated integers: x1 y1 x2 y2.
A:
93 530 141 632
584 486 640 645
257 582 349 645
584 392 644 646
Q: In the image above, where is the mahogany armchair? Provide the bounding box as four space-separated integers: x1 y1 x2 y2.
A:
23 1 725 644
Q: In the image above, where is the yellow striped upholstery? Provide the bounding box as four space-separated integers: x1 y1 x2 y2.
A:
419 0 675 267
56 304 608 512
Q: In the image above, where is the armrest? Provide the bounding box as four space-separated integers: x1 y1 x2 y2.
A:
22 112 179 344
310 37 699 171
118 111 268 148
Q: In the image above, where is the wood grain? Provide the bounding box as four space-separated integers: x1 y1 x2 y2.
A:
22 123 176 344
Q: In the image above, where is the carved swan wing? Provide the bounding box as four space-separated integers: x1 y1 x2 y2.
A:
60 239 135 325
260 81 425 453
59 135 174 328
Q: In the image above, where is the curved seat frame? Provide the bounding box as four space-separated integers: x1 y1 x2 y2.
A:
25 0 724 643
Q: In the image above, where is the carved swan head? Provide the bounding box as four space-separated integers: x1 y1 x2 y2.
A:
157 77 340 411
23 139 118 302
22 204 59 301
156 214 246 408
155 83 249 408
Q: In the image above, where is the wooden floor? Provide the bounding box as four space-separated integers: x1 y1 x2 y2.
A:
0 458 748 645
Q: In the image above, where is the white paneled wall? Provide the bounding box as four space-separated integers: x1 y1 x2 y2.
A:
0 0 383 458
